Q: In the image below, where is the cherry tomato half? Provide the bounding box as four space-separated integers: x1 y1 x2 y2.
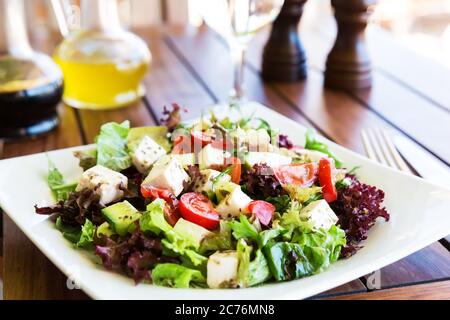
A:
141 185 178 206
191 130 215 147
179 192 220 230
248 200 275 226
225 157 242 184
171 135 191 154
273 163 318 187
318 158 337 203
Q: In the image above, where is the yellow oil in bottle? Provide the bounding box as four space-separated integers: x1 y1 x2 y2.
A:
54 56 149 109
54 29 151 110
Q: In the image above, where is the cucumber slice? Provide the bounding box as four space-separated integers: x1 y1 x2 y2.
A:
101 201 141 236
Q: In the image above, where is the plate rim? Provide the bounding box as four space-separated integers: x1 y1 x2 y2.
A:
1 101 450 300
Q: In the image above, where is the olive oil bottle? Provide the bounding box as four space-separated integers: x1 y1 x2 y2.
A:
52 0 151 109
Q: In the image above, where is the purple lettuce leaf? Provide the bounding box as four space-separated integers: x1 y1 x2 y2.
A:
240 164 286 200
331 174 390 257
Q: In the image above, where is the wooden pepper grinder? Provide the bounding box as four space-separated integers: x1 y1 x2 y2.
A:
324 0 376 90
262 0 308 82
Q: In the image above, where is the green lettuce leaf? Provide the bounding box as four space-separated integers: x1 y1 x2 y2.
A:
264 223 346 281
305 129 342 168
279 201 345 264
237 239 271 287
264 242 314 281
257 222 287 248
151 263 206 288
229 215 259 242
139 199 172 236
292 225 346 266
284 185 323 205
50 183 78 201
48 158 64 187
96 121 131 172
47 159 77 201
279 202 313 239
55 217 95 248
76 219 95 248
162 239 208 267
199 221 233 253
219 117 234 129
140 199 208 266
266 195 291 213
55 217 81 243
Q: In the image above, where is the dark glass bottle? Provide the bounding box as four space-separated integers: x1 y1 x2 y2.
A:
0 0 63 139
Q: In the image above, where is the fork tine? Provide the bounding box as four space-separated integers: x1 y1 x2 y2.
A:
365 129 388 166
374 128 399 169
361 130 377 161
379 130 412 173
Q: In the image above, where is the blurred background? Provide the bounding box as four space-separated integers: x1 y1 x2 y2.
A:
25 0 450 68
1 0 450 301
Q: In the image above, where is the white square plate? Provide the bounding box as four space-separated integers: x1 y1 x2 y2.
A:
1 102 450 300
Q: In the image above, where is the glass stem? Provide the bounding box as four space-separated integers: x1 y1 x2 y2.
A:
230 43 246 101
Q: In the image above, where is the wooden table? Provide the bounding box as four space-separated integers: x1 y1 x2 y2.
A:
2 13 450 300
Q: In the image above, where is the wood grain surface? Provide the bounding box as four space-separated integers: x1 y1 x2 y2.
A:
1 8 449 300
326 280 450 300
165 26 450 294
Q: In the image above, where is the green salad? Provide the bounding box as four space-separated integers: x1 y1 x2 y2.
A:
35 105 389 288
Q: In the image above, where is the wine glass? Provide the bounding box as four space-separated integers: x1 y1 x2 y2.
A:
201 0 284 102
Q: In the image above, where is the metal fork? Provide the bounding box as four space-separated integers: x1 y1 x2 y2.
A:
361 128 411 173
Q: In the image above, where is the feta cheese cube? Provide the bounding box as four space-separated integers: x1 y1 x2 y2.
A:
207 251 239 288
245 152 292 168
131 135 167 173
300 199 339 231
154 153 195 170
76 165 128 206
231 128 271 152
141 157 189 196
246 129 271 152
193 169 231 195
198 144 228 169
215 185 252 218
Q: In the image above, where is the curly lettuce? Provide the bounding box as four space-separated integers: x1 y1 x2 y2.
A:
284 186 323 205
140 199 208 267
152 263 206 288
199 221 234 253
237 239 271 287
229 215 259 242
263 201 346 280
